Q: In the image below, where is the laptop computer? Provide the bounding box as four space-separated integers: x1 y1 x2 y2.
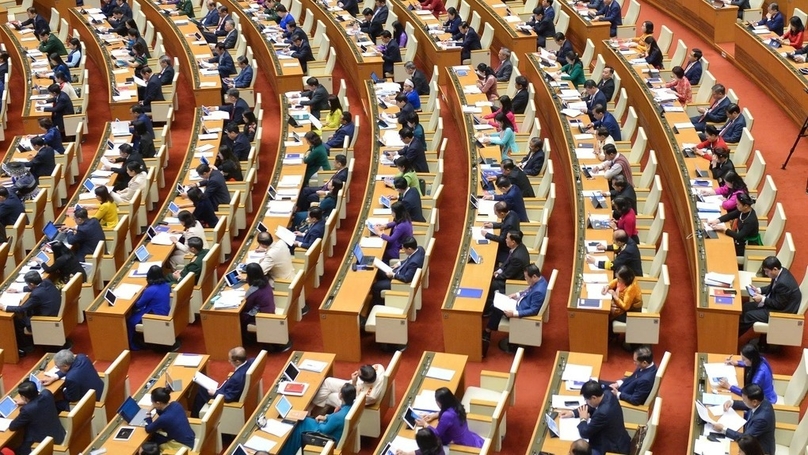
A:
117 396 150 427
29 374 43 392
287 115 300 127
224 269 245 289
590 193 607 209
83 179 96 193
544 413 561 438
267 185 277 200
581 166 594 179
352 244 375 267
0 396 17 418
468 247 482 264
35 250 50 265
135 245 152 262
104 289 117 306
165 371 182 392
282 362 300 382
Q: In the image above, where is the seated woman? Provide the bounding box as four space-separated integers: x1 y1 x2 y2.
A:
169 210 209 269
215 145 243 181
699 171 748 211
322 95 343 133
183 187 219 228
133 121 156 158
708 193 760 257
610 197 638 244
242 111 258 142
558 51 585 88
641 36 663 69
475 63 498 101
370 201 413 263
665 66 692 104
89 186 119 229
390 156 421 196
397 427 445 455
240 263 275 335
126 265 171 349
111 161 148 204
279 384 356 455
481 112 518 161
415 388 484 448
602 265 642 337
593 126 615 162
293 179 342 229
40 241 86 284
717 343 777 403
781 16 805 47
482 95 518 132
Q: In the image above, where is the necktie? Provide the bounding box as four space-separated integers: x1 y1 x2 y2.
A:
699 99 717 122
719 118 733 136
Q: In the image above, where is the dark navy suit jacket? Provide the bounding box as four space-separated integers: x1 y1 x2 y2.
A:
6 280 61 328
217 358 254 401
400 187 425 222
719 115 746 143
399 136 428 173
515 275 547 317
684 60 702 85
726 399 776 455
618 363 658 405
460 27 481 61
56 354 105 411
587 90 608 122
198 169 231 209
573 391 631 454
66 218 105 262
145 401 195 448
298 219 325 249
393 246 425 282
325 123 355 150
493 185 528 222
9 389 66 449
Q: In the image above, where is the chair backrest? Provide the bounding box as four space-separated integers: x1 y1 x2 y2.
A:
648 233 668 279
637 149 657 190
60 273 82 324
99 350 130 419
642 202 664 246
646 265 669 314
613 88 629 124
539 269 558 323
582 39 595 69
761 203 785 247
335 390 368 451
621 107 638 142
505 347 525 401
195 395 224 452
238 350 268 411
61 389 95 451
777 232 796 270
641 175 662 215
644 351 671 406
628 127 647 165
789 410 808 455
639 397 662 453
694 71 716 103
459 0 470 21
745 150 765 191
794 8 807 25
480 22 494 49
796 266 808 316
783 348 808 406
555 10 569 34
756 175 777 217
591 55 606 83
625 0 640 25
733 128 754 165
31 437 54 455
173 272 195 322
378 350 403 409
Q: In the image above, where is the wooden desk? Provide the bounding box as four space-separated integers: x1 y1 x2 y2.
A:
524 351 603 454
225 351 336 454
138 1 223 106
199 102 308 361
302 0 384 95
734 23 808 125
0 354 62 450
691 0 738 43
83 353 210 455
687 352 744 454
375 351 468 451
602 43 742 353
389 0 461 69
439 66 501 362
222 0 305 94
469 0 537 69
558 2 611 58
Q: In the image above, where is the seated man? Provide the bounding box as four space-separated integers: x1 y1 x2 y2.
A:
586 229 643 278
371 236 425 306
559 381 631 455
0 186 24 242
717 103 746 144
297 78 330 119
145 387 196 451
253 231 295 284
690 84 730 132
484 231 529 317
379 30 401 77
41 349 105 412
292 206 325 250
170 237 208 284
482 175 529 222
1 271 61 357
483 264 547 356
191 347 253 417
8 380 66 455
481 201 520 264
569 439 592 455
391 177 425 222
60 207 105 262
712 384 776 455
601 345 657 405
193 163 231 209
297 154 348 212
739 256 802 337
212 88 249 124
313 363 386 410
324 114 355 152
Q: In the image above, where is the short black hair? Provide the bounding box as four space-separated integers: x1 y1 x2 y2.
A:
187 236 204 251
742 384 764 401
762 256 782 271
580 380 604 399
151 387 171 404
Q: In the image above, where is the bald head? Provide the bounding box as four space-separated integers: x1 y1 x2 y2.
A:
229 347 247 364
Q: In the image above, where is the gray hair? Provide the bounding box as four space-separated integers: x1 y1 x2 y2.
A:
500 47 511 58
159 55 171 65
404 61 416 71
54 349 76 368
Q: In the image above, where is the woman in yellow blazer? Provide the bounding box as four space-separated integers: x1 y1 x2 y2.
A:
603 265 643 323
87 186 119 228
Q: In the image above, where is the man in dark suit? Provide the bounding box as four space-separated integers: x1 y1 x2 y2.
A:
485 231 530 317
528 7 554 48
228 56 253 89
587 230 643 277
62 208 106 262
740 256 802 336
42 83 74 139
220 20 238 49
393 177 425 222
593 0 622 37
552 32 574 59
583 80 608 123
482 202 520 264
500 159 535 197
603 345 658 405
371 237 425 305
369 0 388 39
298 77 329 119
115 0 133 20
194 163 230 209
289 33 314 74
520 136 545 176
15 8 50 36
0 187 24 242
404 62 430 96
1 272 62 357
297 154 348 211
483 264 547 356
191 347 254 417
325 114 355 152
598 66 616 101
129 105 154 151
340 0 360 16
106 8 131 36
495 48 513 82
587 105 621 140
42 349 105 412
608 174 636 218
293 206 325 249
224 123 251 160
379 30 401 76
139 66 165 112
394 127 428 173
459 22 481 62
202 5 231 42
24 137 55 183
512 76 529 115
217 88 250 124
714 384 776 455
485 176 529 222
757 3 784 35
718 103 746 144
157 55 176 85
8 380 66 455
394 93 415 125
683 48 703 85
284 20 308 44
209 43 235 78
145 388 196 449
690 83 731 131
561 381 631 455
200 1 220 26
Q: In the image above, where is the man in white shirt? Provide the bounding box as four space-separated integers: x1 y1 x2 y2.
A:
254 232 295 285
312 364 386 410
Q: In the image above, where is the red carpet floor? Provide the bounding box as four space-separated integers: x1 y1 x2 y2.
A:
2 1 808 451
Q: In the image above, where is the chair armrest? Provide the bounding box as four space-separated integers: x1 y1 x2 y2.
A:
142 314 172 322
769 313 805 322
772 374 791 382
620 401 649 414
447 444 484 454
772 403 800 414
30 316 61 323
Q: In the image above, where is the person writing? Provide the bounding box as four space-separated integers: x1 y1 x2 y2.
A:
395 427 444 455
414 388 484 447
708 192 759 257
144 387 196 451
718 344 777 403
712 384 775 455
558 381 631 454
7 380 65 455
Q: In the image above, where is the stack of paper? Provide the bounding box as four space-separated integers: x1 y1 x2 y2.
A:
193 371 219 390
493 292 518 313
703 363 738 387
260 418 293 437
705 272 734 287
244 435 275 452
175 354 203 367
114 283 144 299
267 200 295 216
299 359 328 372
275 226 297 246
562 364 592 382
412 390 440 412
426 367 454 381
